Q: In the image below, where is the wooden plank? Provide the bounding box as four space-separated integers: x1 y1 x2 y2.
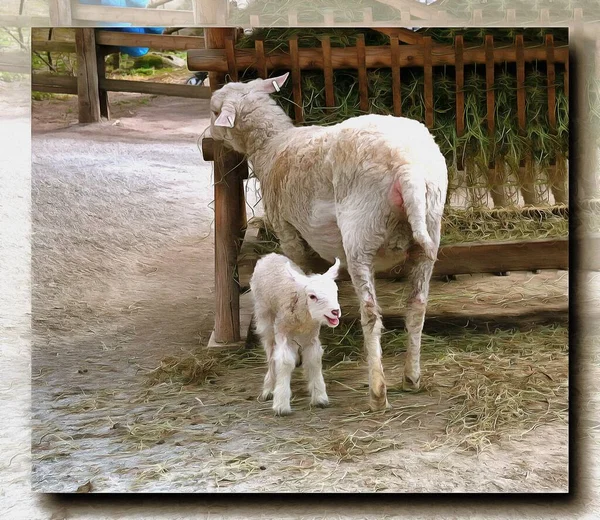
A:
289 35 303 123
32 74 78 95
564 47 569 99
187 43 570 74
207 290 253 349
213 140 243 344
455 35 465 137
205 28 233 92
72 5 194 26
546 34 556 131
95 31 205 51
423 36 433 128
0 51 29 74
516 34 526 134
254 39 267 79
374 28 423 45
321 35 335 109
390 35 402 117
75 29 101 124
356 34 369 113
99 78 212 99
48 0 72 26
225 36 239 82
32 40 76 53
485 34 495 137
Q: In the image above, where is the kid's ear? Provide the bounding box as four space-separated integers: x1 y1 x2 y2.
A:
286 261 306 285
258 72 289 94
213 105 236 127
325 258 341 280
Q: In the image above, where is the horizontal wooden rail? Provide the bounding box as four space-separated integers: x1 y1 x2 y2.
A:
32 75 78 94
0 52 30 74
72 4 195 25
99 78 211 98
32 40 77 53
32 73 211 99
188 42 569 74
95 31 205 51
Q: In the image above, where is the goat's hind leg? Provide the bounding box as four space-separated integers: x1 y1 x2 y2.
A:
402 246 435 391
273 220 312 272
271 332 296 416
255 312 276 401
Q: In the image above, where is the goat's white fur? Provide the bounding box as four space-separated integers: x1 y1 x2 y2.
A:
211 73 448 411
250 253 341 416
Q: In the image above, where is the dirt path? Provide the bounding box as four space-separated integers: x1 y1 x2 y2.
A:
31 94 569 493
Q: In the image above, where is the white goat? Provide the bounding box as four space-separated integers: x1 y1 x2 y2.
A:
250 253 341 416
211 73 448 411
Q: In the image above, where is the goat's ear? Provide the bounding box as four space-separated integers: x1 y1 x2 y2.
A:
285 261 305 285
213 105 236 128
325 258 341 280
258 73 289 94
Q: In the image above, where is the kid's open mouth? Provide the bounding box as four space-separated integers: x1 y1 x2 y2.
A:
325 315 339 327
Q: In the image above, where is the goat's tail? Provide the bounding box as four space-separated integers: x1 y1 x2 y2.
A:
390 169 437 261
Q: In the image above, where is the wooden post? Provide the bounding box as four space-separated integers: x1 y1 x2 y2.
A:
49 0 72 26
96 46 110 120
423 36 434 129
213 140 242 344
356 34 369 112
206 28 245 344
455 34 465 172
289 35 303 123
390 35 401 117
75 28 101 124
254 39 267 79
321 36 335 109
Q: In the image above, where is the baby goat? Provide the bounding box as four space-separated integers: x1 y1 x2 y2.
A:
250 253 341 416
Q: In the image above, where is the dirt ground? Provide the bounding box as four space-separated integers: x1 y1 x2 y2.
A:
30 92 570 493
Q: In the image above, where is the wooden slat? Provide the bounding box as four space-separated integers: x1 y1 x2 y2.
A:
96 46 110 120
516 34 526 134
375 28 423 45
356 34 369 112
390 36 402 117
95 30 205 51
32 40 76 53
321 35 335 109
455 35 465 137
254 39 267 79
485 34 495 137
0 51 29 74
32 74 78 95
225 36 238 82
187 43 570 74
546 34 556 131
72 5 194 26
423 36 434 128
564 47 569 99
75 29 101 124
99 79 212 99
289 35 303 124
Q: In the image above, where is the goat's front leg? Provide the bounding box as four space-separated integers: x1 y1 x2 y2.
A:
257 322 276 401
402 246 436 391
273 219 312 272
302 338 329 408
271 332 296 416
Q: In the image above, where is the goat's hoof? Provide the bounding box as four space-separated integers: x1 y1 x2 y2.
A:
369 394 389 412
402 376 421 392
311 397 329 408
258 391 273 402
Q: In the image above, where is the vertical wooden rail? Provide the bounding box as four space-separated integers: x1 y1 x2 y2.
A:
96 44 110 120
289 35 303 123
356 34 369 113
75 29 101 124
517 34 537 205
206 28 243 344
321 36 335 109
455 35 465 170
254 39 267 79
423 36 434 128
390 35 402 117
49 0 72 26
225 36 238 82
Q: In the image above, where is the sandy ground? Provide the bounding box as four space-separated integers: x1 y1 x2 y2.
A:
24 91 575 495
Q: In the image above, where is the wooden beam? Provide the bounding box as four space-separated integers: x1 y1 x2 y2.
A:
32 40 76 53
423 36 434 128
373 28 423 45
32 74 78 95
390 35 402 117
356 34 369 113
99 79 212 99
96 46 110 120
205 28 234 91
95 31 205 51
48 0 72 26
75 28 101 124
321 36 335 109
187 43 569 74
254 39 267 79
72 5 194 25
289 35 303 123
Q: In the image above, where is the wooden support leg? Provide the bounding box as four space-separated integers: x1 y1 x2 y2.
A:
96 47 110 120
213 141 245 344
75 28 101 124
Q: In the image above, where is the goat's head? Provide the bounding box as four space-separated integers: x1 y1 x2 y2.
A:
285 258 342 328
209 73 291 153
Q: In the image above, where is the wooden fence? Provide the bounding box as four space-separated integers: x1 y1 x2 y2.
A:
31 29 210 122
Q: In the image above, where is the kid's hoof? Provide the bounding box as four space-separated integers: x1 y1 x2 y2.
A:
311 397 329 409
369 392 389 412
273 406 292 416
258 391 273 402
